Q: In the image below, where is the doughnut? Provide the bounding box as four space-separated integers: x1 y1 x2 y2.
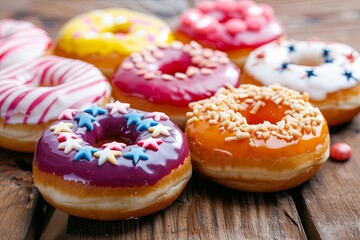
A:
185 84 330 192
0 56 111 152
53 8 173 77
112 40 241 128
242 39 360 126
0 19 51 69
175 0 283 67
33 102 191 220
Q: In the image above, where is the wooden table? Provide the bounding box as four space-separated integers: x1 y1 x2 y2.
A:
1 0 360 239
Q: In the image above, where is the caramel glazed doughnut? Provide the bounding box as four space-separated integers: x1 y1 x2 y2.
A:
0 56 111 152
186 84 330 192
33 103 191 220
243 39 360 126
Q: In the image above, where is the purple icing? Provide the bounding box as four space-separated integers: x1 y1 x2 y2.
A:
33 108 189 187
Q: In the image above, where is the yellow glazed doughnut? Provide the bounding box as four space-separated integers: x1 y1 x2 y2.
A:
185 84 330 192
53 8 173 77
242 39 360 126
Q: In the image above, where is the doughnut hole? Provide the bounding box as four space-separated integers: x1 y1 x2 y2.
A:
102 20 131 37
81 116 139 148
158 51 198 75
289 49 324 67
240 100 290 125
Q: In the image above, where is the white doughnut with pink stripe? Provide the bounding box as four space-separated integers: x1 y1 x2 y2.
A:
0 56 111 124
0 19 52 69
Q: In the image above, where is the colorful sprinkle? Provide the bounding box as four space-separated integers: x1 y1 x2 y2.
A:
106 101 130 115
123 147 149 165
84 105 106 117
58 109 78 120
58 138 83 154
74 113 95 131
49 122 73 134
93 147 121 166
305 69 317 79
137 138 163 151
148 123 172 137
342 70 358 82
101 141 127 151
136 119 159 131
146 112 170 121
125 110 144 126
74 146 98 161
57 132 79 142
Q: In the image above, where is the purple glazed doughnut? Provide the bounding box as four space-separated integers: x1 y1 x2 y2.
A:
33 101 192 220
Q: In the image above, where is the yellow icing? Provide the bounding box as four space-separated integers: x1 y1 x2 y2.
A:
54 8 173 56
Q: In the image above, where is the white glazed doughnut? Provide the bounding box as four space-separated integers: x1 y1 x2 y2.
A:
243 39 360 126
0 56 111 152
0 19 51 69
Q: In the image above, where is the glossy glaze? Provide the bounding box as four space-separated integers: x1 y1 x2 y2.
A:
34 107 189 187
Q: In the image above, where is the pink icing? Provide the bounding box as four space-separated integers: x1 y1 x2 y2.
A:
177 0 283 51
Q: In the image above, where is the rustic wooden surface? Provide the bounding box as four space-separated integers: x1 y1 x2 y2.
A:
0 0 360 239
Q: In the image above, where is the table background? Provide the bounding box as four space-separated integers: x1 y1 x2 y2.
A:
0 0 360 239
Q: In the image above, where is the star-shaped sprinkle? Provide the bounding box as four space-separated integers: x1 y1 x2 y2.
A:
342 70 358 82
58 138 83 154
106 101 130 115
148 123 172 137
288 45 296 53
344 52 357 63
74 113 95 130
84 105 106 117
93 147 121 166
279 62 290 72
57 132 79 142
146 112 170 121
58 109 78 120
322 48 330 58
49 122 73 134
136 119 159 131
137 138 163 151
101 141 127 151
125 110 144 126
255 51 265 59
74 146 98 161
305 69 317 79
123 147 149 165
324 57 334 63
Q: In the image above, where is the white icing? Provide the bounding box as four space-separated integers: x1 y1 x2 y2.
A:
244 40 360 101
0 56 112 124
0 19 51 69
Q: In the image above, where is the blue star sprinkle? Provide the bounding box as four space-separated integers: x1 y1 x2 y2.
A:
324 57 334 63
84 105 106 117
74 146 98 161
123 147 149 165
136 119 159 131
305 69 317 79
125 110 144 126
322 48 330 58
342 70 358 82
74 113 95 130
279 62 290 72
288 45 296 53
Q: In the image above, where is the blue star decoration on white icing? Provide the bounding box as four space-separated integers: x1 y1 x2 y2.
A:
322 48 330 58
136 119 159 131
74 146 98 161
279 62 290 72
74 113 95 130
288 45 296 53
123 147 149 165
305 69 317 79
84 105 106 117
125 110 144 125
342 70 358 82
324 57 334 63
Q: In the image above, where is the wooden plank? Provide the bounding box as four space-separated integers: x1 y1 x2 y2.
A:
0 150 51 239
66 173 306 239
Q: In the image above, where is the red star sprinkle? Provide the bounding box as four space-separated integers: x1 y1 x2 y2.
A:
256 51 265 59
101 141 127 151
57 132 79 142
137 138 163 151
345 52 357 63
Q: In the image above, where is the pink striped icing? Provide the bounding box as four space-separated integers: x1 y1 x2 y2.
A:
0 56 111 124
0 19 52 69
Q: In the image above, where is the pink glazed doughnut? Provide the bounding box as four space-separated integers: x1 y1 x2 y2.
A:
175 0 284 67
0 19 51 69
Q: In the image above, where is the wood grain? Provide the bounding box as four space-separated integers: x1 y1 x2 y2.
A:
67 173 306 240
